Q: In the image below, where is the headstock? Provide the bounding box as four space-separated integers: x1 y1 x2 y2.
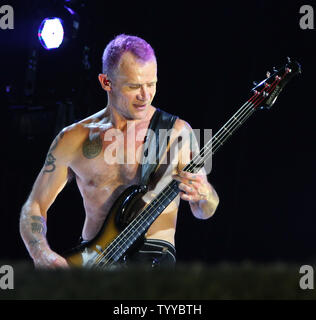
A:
251 57 302 110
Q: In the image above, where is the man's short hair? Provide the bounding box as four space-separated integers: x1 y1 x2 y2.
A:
102 34 156 78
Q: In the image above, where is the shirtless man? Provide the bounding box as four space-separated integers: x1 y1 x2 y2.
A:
19 34 219 268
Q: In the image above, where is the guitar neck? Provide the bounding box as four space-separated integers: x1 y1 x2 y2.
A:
184 99 257 173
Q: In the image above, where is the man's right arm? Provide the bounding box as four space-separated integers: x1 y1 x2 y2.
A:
19 129 74 268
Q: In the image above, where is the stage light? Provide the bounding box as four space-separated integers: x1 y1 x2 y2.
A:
38 17 64 50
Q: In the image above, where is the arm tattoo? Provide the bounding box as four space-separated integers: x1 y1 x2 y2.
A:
28 238 41 248
82 135 102 159
44 153 56 172
30 215 47 235
43 131 64 173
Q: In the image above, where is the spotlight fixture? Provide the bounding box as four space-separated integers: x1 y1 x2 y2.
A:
37 1 81 50
38 17 64 50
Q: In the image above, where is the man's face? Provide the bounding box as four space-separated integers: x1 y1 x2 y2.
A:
108 52 157 120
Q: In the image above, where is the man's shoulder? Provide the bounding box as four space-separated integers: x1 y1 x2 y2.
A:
52 110 107 156
59 121 89 144
76 108 109 125
48 123 87 164
60 108 108 141
172 117 193 134
153 107 190 132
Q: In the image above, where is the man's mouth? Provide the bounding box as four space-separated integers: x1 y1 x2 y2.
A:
133 104 147 109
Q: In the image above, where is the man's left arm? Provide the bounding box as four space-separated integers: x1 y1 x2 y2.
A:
172 119 219 219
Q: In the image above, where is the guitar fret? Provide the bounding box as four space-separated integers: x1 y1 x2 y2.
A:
223 126 232 136
233 115 243 125
213 136 223 146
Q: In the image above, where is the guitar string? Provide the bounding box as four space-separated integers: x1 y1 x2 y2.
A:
92 73 284 268
93 80 277 268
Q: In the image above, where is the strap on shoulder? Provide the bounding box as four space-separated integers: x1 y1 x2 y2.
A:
140 108 178 186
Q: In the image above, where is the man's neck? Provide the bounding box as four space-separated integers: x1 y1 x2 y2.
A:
106 104 154 130
109 106 129 130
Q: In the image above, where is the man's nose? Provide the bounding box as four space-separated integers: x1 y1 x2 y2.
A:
137 85 149 101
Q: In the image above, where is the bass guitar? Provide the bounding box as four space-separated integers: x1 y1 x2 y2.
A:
66 58 301 269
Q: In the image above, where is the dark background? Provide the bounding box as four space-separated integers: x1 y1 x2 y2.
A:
0 0 315 265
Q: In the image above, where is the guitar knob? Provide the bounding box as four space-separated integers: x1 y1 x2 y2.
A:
139 185 148 193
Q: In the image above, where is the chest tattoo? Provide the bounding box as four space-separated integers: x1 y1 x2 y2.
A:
82 135 103 159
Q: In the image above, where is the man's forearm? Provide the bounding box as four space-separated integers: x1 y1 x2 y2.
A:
19 205 50 260
20 204 69 268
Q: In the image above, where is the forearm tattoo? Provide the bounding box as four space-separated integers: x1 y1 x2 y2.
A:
20 212 48 253
44 131 64 173
30 215 47 235
28 238 42 249
82 135 102 159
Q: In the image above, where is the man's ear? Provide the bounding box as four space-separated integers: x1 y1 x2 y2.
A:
98 74 111 91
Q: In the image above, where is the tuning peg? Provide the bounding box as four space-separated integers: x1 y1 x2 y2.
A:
253 81 258 86
266 71 271 78
287 57 291 63
273 66 277 72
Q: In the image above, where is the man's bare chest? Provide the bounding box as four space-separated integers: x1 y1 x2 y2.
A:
71 124 148 188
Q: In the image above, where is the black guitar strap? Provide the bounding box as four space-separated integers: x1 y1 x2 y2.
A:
140 108 178 187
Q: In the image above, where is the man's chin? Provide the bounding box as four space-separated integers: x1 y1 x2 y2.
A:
130 104 149 119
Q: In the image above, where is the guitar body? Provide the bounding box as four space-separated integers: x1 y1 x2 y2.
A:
66 185 147 267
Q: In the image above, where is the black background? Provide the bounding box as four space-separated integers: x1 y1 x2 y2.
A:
0 0 315 265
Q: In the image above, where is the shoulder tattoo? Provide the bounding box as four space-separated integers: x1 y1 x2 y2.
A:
82 135 102 159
